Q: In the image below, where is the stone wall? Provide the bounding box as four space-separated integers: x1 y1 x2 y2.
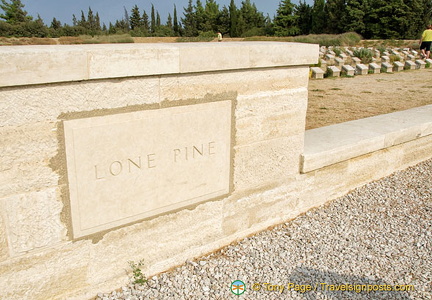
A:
0 42 431 300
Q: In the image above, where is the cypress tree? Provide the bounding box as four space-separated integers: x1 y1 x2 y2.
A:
151 4 156 33
229 0 238 37
173 4 180 36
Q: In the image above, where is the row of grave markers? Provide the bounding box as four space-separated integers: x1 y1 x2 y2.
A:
311 46 431 79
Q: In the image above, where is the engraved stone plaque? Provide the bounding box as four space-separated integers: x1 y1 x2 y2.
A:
64 101 232 238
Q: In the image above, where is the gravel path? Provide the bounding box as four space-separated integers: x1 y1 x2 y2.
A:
96 158 432 300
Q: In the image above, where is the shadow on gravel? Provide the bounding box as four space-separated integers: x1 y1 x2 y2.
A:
287 266 413 300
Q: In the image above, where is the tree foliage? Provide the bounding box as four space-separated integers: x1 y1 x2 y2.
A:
0 0 431 40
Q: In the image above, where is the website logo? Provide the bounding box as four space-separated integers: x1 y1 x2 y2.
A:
230 280 246 295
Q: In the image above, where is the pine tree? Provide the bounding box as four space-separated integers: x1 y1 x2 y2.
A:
0 0 32 24
365 0 409 39
229 0 238 37
142 10 149 32
195 0 205 32
325 0 346 34
50 17 61 29
295 1 312 35
130 4 142 30
342 0 367 36
274 0 300 36
87 7 97 34
238 0 265 35
182 0 197 36
79 10 87 28
217 5 230 35
167 13 173 29
203 0 219 32
311 0 326 34
95 12 101 31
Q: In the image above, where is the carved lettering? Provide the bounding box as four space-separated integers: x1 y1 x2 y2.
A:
208 141 215 155
109 161 123 176
193 145 203 158
94 153 157 180
147 153 156 168
173 142 216 162
95 165 105 180
128 157 142 172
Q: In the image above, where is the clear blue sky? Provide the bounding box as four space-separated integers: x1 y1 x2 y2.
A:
19 0 312 26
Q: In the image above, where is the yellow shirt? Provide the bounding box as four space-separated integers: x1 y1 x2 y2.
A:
422 29 432 42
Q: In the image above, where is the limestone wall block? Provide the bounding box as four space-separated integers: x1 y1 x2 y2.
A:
233 134 303 192
0 213 8 263
0 241 91 300
87 199 224 285
159 67 309 101
0 122 58 198
235 88 307 145
0 188 65 255
0 77 161 127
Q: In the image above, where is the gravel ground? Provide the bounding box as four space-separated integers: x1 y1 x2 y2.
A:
96 158 432 300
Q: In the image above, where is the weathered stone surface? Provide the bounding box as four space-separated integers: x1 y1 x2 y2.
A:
341 65 355 76
393 61 404 71
327 66 340 77
64 101 232 238
0 188 65 254
0 212 8 263
416 59 426 69
381 62 393 73
233 134 304 192
2 43 432 300
310 67 324 79
235 88 307 145
355 64 368 75
369 63 381 74
301 105 432 173
404 60 416 70
0 43 318 88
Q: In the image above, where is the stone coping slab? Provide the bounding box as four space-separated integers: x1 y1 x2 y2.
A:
301 105 432 173
0 42 318 87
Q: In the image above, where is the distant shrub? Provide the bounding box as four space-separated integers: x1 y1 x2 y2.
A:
389 54 401 63
353 48 374 64
376 45 387 54
333 47 342 57
241 27 266 37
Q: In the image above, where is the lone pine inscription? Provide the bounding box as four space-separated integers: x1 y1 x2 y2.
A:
64 101 232 238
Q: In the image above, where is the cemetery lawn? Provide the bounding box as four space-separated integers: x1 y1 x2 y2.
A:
306 68 432 130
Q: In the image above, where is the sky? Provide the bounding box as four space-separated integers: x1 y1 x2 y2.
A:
19 0 312 27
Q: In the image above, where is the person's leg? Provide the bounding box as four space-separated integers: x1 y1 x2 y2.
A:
426 42 432 59
420 44 426 58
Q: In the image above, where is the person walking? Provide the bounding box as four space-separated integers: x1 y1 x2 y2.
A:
217 31 222 42
419 24 432 59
